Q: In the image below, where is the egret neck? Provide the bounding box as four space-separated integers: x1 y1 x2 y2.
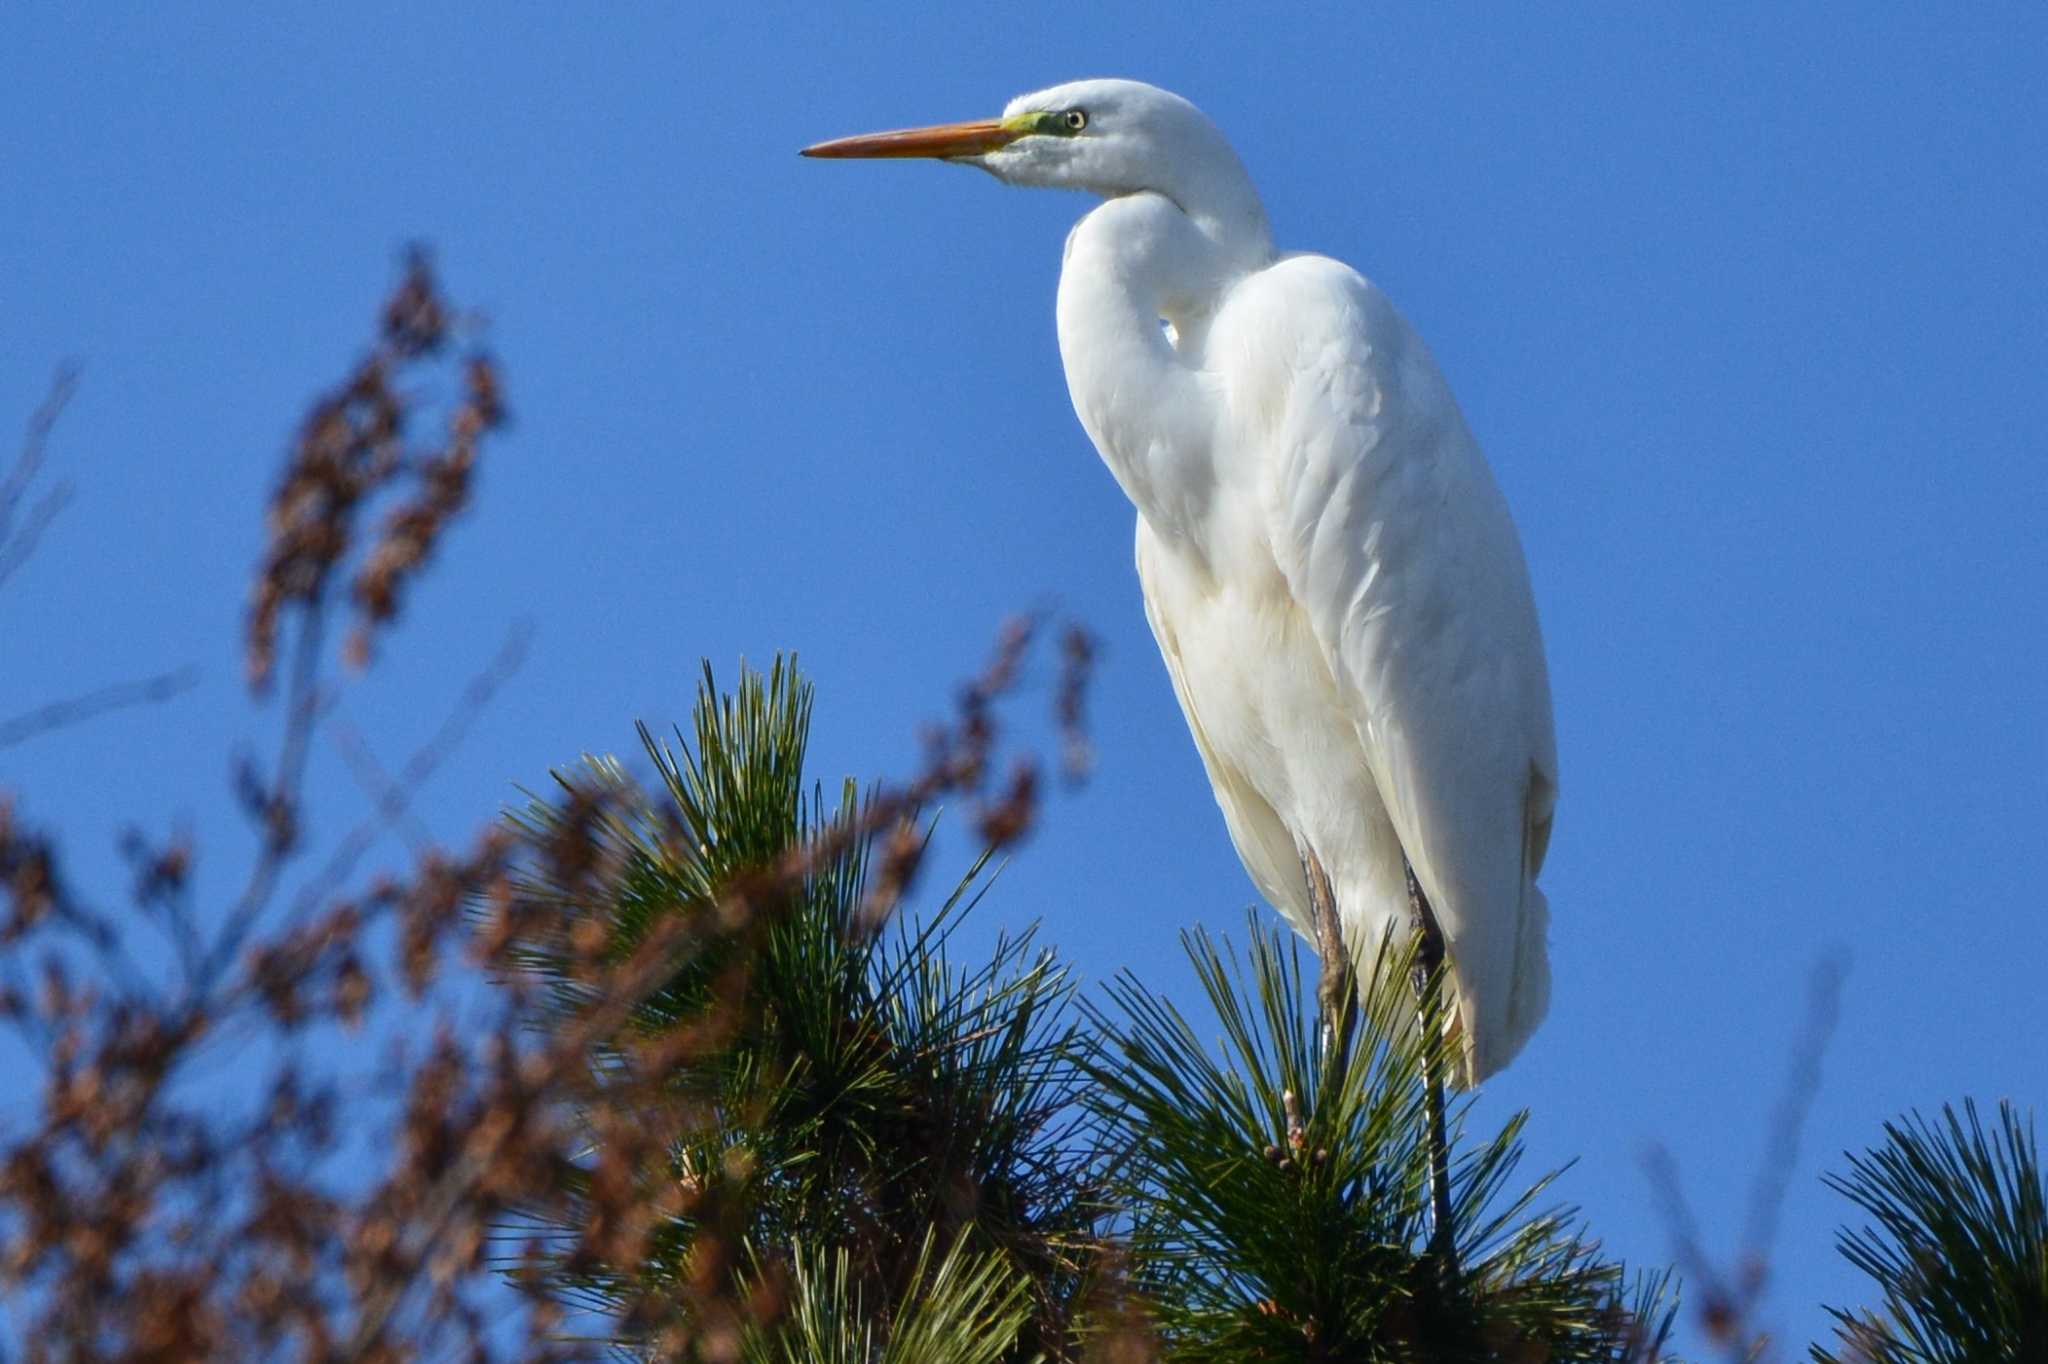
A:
1056 190 1272 551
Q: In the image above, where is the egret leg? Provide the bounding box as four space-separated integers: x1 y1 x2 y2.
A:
1300 847 1355 1076
1406 857 1458 1273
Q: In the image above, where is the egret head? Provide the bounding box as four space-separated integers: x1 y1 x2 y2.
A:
803 78 1269 253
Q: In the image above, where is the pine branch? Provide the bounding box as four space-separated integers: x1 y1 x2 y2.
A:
1814 1098 2047 1363
1085 914 1674 1362
499 654 1105 1360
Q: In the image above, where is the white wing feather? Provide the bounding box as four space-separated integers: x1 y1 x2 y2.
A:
1222 255 1558 1082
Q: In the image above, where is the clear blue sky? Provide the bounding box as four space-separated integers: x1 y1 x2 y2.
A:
5 7 2045 1352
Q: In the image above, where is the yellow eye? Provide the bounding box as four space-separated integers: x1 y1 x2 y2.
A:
1063 109 1088 132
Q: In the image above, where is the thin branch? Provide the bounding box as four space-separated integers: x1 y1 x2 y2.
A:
0 365 79 548
1742 952 1847 1261
326 709 440 858
1641 1145 1712 1297
0 666 200 752
284 619 533 924
1643 953 1848 1358
198 595 331 995
132 824 205 987
0 482 75 592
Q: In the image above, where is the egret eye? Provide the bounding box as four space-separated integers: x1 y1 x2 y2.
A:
1063 109 1088 132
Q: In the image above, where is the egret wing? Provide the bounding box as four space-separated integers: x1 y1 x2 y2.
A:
1233 256 1558 1081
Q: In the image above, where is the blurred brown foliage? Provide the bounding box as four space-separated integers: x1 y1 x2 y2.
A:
0 258 1104 1362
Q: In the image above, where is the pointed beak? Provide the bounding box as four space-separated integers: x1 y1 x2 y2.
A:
801 117 1028 161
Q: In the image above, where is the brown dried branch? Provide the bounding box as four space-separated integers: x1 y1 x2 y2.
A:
347 350 505 671
0 253 1101 1362
246 247 491 694
205 251 503 998
0 259 554 1361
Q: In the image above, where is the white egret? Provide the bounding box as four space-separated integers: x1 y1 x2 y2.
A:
804 80 1557 1097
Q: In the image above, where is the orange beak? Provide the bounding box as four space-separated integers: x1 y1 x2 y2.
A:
801 117 1028 161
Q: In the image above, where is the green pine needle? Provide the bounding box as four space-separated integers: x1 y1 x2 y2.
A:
1085 913 1674 1362
1814 1098 2047 1363
742 1229 1040 1364
498 656 1102 1359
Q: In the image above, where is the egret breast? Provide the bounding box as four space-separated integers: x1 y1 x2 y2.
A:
1134 520 1412 953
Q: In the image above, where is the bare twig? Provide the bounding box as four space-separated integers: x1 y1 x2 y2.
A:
199 594 331 994
1744 953 1847 1263
0 480 74 592
0 364 79 548
1643 953 1849 1358
0 665 200 752
289 619 533 922
328 707 440 857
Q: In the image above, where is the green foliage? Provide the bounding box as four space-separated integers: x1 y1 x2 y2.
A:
503 657 1101 1360
1814 1099 2047 1363
1087 916 1676 1362
741 1230 1038 1364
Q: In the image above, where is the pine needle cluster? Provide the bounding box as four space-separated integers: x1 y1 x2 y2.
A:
1089 925 1674 1361
1815 1099 2046 1363
502 659 1103 1360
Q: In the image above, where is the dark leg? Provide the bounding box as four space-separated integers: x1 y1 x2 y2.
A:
1300 847 1355 1076
1406 857 1459 1273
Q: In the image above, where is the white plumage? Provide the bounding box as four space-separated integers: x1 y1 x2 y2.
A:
806 78 1557 1084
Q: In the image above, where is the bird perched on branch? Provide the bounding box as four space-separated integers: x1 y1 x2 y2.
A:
804 79 1557 1095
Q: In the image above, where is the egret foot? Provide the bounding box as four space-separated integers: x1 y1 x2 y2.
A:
1406 856 1459 1275
1300 847 1355 1077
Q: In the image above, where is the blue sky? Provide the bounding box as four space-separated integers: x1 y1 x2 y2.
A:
5 6 2045 1352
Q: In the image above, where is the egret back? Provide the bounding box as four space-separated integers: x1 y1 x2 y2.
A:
1213 253 1558 1083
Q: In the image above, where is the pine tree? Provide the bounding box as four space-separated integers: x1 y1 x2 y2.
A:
501 657 1102 1360
499 657 1680 1360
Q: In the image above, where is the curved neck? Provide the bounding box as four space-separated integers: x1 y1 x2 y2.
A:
1161 147 1273 274
1056 193 1258 545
